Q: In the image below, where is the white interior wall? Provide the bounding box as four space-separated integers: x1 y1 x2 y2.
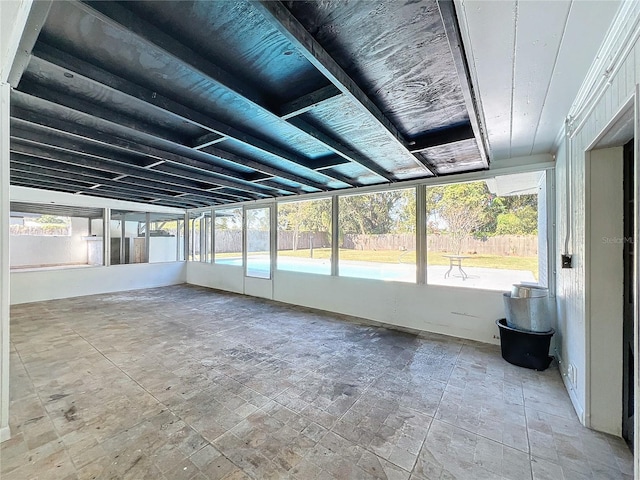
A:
149 237 180 263
10 263 186 305
554 0 640 444
187 262 244 294
187 263 506 345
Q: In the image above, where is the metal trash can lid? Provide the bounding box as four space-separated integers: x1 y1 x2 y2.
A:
510 284 548 298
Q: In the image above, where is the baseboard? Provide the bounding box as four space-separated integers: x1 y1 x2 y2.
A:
0 425 11 443
556 349 586 425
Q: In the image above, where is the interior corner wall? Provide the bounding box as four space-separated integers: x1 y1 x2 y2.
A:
554 1 640 432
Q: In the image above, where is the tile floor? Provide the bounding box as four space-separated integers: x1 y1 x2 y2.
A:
1 284 633 479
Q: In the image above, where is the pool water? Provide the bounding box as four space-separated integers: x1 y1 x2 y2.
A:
216 256 416 282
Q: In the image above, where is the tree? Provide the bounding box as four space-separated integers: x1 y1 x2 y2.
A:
339 191 403 235
427 182 490 254
495 205 538 235
278 199 331 250
34 214 67 224
396 189 416 233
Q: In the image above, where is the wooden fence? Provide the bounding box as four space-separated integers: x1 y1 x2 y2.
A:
321 233 536 256
210 231 330 253
428 234 537 256
10 225 71 236
342 233 415 251
202 230 537 257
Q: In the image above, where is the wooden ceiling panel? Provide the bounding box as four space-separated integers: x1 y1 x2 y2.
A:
9 0 490 208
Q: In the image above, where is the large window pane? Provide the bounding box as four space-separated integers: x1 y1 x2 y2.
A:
426 172 544 290
338 189 416 282
277 198 332 275
246 207 271 278
187 211 211 262
204 211 212 262
111 210 147 265
214 208 243 265
10 205 103 270
149 213 184 263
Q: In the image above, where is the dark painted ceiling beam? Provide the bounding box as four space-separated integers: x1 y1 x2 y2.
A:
19 79 186 144
191 132 226 150
10 103 279 197
11 93 261 187
72 2 357 191
196 142 329 191
10 167 208 208
11 125 233 191
278 85 342 120
40 10 349 190
11 176 206 209
10 174 199 208
7 1 52 87
20 53 334 191
437 0 489 169
94 189 211 208
10 159 228 205
251 0 437 177
287 117 395 181
280 89 394 180
408 124 475 154
78 1 268 109
205 189 258 202
9 140 242 198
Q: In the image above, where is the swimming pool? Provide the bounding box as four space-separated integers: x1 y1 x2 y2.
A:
216 255 416 282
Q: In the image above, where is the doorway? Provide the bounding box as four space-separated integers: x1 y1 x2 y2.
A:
623 138 635 448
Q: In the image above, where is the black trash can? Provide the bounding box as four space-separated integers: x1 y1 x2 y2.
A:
496 318 554 371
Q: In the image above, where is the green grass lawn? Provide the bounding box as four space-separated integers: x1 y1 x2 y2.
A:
276 247 537 275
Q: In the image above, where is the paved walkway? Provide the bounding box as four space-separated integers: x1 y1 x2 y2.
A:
427 265 537 291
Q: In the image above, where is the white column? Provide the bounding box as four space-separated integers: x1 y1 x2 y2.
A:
416 185 426 284
0 82 11 443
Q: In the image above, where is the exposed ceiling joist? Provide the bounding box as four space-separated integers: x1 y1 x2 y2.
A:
10 102 285 197
251 0 437 177
409 124 475 153
191 132 225 150
279 85 342 120
8 0 489 206
10 139 237 198
11 167 210 209
17 77 327 192
11 174 201 208
29 44 346 190
80 1 389 185
10 158 232 205
436 0 489 169
287 117 395 182
10 202 104 219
